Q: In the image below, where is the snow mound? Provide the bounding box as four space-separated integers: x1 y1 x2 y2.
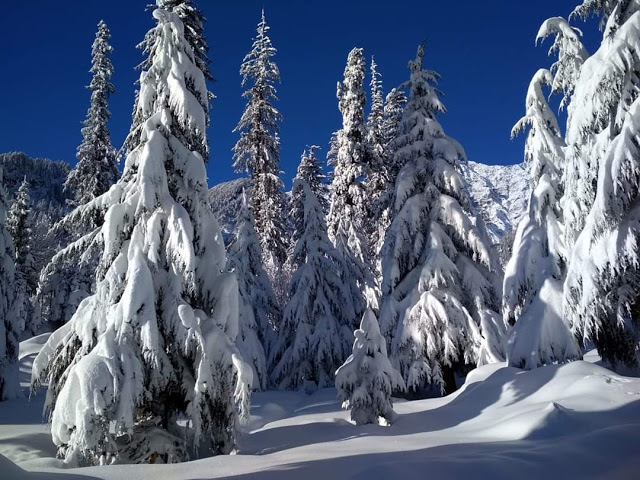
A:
461 160 529 243
3 332 639 480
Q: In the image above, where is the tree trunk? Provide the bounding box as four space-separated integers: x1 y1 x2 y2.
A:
442 365 457 396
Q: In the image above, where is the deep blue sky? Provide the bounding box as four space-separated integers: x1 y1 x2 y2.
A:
2 0 599 188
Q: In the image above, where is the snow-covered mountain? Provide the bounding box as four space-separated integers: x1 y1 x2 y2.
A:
461 160 529 244
209 162 529 246
209 176 252 242
1 151 72 276
0 151 71 207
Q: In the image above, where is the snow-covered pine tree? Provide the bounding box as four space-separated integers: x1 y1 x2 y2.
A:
289 146 326 266
366 57 390 265
327 47 378 319
271 178 354 390
504 69 580 369
379 45 504 395
536 17 589 110
227 192 279 390
335 308 405 425
233 10 287 275
31 4 251 465
7 178 36 335
38 0 215 330
563 1 639 249
382 88 407 156
376 87 408 254
0 167 19 401
64 21 118 206
564 2 640 367
126 0 213 162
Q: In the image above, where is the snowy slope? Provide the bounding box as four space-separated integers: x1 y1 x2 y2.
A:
0 152 71 206
461 160 529 243
209 176 251 242
1 336 639 479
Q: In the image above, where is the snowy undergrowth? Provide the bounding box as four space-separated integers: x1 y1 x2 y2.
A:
1 335 639 479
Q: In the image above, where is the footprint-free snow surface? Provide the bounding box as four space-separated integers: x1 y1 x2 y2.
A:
1 334 639 479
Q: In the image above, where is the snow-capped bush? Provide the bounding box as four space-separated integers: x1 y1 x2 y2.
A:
336 308 405 425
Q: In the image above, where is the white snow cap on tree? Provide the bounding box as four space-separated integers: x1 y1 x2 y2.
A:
0 167 19 401
379 45 505 394
536 17 589 110
233 9 287 273
336 308 405 425
327 47 379 321
504 69 580 369
31 4 250 466
227 191 278 391
271 178 354 390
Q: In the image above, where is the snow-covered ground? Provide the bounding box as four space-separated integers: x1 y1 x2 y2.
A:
1 335 639 479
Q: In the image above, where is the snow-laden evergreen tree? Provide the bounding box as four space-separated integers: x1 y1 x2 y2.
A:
335 308 405 425
376 87 408 254
0 167 19 401
126 0 213 161
227 192 279 390
563 0 639 249
31 4 251 465
233 10 287 274
366 57 390 264
38 0 215 330
379 45 504 395
64 21 118 206
564 2 640 367
566 96 640 367
7 178 36 335
382 88 407 155
271 178 354 390
327 47 378 319
536 17 589 110
504 69 580 369
289 146 326 266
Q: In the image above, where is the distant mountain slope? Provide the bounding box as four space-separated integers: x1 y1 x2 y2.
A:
209 162 529 248
1 151 72 278
461 161 529 244
208 177 252 242
0 151 70 206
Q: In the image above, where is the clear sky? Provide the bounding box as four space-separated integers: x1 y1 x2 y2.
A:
1 0 599 188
